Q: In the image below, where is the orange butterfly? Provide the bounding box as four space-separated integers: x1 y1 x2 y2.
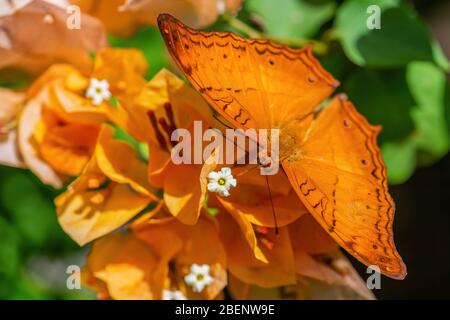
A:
157 13 406 280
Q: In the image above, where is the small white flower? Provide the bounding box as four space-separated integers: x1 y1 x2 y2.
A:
163 289 187 300
184 264 214 293
86 78 111 106
207 167 237 197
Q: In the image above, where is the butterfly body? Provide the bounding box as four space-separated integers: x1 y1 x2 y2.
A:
158 13 407 280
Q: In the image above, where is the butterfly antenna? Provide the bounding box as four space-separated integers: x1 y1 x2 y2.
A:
208 121 252 161
265 175 279 235
213 113 233 129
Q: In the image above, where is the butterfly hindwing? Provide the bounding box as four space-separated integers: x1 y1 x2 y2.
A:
282 95 406 279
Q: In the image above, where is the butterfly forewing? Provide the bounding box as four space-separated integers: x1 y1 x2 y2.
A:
158 13 339 129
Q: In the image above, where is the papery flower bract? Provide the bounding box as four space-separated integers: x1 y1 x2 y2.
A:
71 0 242 37
287 215 373 299
222 211 374 299
116 69 216 225
55 124 157 245
70 0 138 37
218 210 297 287
90 48 148 103
82 231 160 300
84 203 227 300
0 88 25 168
202 151 308 231
0 0 107 74
119 0 242 27
17 48 148 187
18 64 100 188
132 204 227 300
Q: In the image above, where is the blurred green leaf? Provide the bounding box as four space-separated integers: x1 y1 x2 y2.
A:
203 194 219 216
247 0 336 38
108 96 119 108
0 68 32 89
446 82 450 136
113 126 148 161
335 0 398 66
381 140 416 185
431 40 450 72
0 166 86 299
8 272 50 299
0 170 66 248
344 68 415 142
407 61 449 160
335 0 439 68
138 143 149 162
0 217 20 278
109 26 168 79
319 44 353 82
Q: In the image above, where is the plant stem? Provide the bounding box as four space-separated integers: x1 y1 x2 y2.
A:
222 14 262 38
272 37 328 55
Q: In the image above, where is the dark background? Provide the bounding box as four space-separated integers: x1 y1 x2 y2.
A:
351 153 450 299
370 0 450 299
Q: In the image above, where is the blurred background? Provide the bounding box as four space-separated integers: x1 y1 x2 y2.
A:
0 0 449 299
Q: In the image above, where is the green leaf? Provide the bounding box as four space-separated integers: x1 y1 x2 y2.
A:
381 140 416 185
344 68 415 143
319 44 353 81
108 96 119 108
108 26 168 79
446 83 450 136
203 194 219 216
113 126 148 162
0 170 63 247
407 61 449 159
0 68 32 89
138 143 149 162
0 217 20 278
7 272 50 299
335 1 437 68
247 0 336 38
432 40 450 72
114 126 139 146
